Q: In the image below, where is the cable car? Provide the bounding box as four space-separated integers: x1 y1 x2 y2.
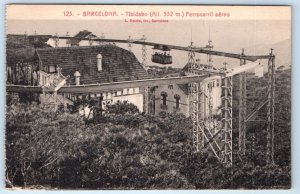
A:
151 45 172 65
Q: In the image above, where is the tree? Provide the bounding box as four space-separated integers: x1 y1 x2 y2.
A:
105 100 140 115
6 103 86 187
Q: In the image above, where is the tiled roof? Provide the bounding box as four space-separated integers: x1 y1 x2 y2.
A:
36 45 149 85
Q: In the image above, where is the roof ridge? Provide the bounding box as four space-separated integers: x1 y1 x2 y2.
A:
36 44 117 51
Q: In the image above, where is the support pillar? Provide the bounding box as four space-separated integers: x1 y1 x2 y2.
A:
143 87 149 114
141 35 147 69
266 50 275 165
207 81 213 131
127 36 132 52
88 34 93 46
190 82 205 152
41 91 58 111
222 76 233 166
187 42 205 152
54 33 59 47
207 40 213 66
239 52 247 155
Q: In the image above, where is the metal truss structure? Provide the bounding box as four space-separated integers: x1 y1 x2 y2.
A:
141 35 147 68
187 41 233 166
239 49 247 156
66 32 71 47
188 42 202 152
88 34 94 46
127 36 133 52
237 49 275 165
190 81 205 152
266 51 275 165
54 33 59 47
221 74 233 165
207 40 213 66
41 91 59 111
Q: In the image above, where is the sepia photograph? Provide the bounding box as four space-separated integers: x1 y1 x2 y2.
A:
5 5 291 189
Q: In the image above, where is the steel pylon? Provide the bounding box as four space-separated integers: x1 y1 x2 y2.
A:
221 75 233 166
267 51 275 165
239 49 247 156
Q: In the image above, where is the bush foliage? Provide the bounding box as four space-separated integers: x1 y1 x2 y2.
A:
6 70 291 189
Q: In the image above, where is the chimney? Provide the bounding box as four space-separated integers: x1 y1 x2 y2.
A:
97 54 102 71
74 71 81 85
57 67 62 76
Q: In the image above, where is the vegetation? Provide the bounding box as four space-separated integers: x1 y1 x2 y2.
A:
6 34 51 64
147 66 184 78
6 69 291 189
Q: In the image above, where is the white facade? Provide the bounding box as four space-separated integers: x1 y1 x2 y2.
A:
47 38 69 47
71 87 143 118
154 84 189 116
47 38 102 48
201 76 222 116
38 70 50 86
39 68 144 114
153 76 222 118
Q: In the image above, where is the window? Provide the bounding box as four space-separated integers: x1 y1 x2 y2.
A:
208 82 211 90
161 91 167 106
48 65 56 73
42 65 46 72
168 85 173 89
43 76 46 85
174 94 180 109
216 79 220 87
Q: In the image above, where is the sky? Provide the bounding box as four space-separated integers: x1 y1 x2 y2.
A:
6 4 291 69
7 19 290 48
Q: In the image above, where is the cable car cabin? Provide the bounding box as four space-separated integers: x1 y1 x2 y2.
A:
151 53 172 64
151 45 172 65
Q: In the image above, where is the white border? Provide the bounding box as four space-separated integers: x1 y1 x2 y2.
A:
1 1 298 193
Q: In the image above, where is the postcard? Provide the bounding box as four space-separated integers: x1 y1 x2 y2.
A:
5 4 291 189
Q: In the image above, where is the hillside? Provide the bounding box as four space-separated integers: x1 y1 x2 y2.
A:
244 39 291 68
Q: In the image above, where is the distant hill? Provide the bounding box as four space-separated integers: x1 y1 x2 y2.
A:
206 38 291 70
244 39 291 69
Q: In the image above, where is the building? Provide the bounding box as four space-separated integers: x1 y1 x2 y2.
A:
152 63 222 118
47 30 107 47
7 32 222 119
35 44 149 113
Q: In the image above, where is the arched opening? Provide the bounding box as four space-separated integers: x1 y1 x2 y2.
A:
161 91 168 110
174 94 180 109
